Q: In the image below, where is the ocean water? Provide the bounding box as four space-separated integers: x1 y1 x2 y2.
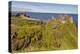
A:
11 12 78 26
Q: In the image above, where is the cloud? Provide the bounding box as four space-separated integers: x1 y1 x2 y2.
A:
11 1 78 14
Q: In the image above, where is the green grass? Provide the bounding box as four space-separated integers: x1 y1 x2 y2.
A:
11 15 78 52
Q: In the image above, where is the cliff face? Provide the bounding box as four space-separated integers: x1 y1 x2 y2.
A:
10 14 77 52
57 15 74 24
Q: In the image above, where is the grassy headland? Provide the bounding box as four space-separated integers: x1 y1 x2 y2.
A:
10 13 78 52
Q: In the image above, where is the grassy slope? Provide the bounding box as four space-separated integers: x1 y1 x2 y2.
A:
11 16 78 52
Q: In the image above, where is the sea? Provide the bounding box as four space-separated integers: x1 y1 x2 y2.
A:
11 11 78 26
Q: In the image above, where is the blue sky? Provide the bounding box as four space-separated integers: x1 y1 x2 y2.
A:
11 1 78 14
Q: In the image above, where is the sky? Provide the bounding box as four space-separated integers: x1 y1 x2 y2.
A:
11 1 78 14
